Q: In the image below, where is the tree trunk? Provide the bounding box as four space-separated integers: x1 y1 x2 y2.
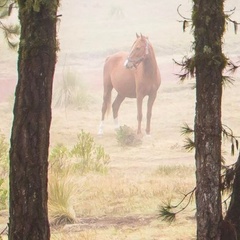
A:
9 1 59 239
193 1 226 239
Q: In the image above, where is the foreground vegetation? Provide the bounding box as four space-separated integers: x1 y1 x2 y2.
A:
0 123 196 239
48 163 196 239
1 75 238 239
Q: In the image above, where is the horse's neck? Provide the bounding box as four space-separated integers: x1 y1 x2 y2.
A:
142 47 158 77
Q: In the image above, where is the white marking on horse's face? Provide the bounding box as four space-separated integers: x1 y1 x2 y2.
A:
124 59 133 69
124 59 128 67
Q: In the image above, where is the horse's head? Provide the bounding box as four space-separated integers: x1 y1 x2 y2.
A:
124 33 149 69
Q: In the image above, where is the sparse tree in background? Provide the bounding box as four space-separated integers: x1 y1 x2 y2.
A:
9 1 59 239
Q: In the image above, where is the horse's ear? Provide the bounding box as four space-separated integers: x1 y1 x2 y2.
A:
136 33 139 38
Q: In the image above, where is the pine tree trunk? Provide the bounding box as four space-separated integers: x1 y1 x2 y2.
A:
9 1 59 239
193 1 226 239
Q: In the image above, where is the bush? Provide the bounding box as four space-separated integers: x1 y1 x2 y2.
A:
116 125 142 147
48 130 110 225
49 143 71 174
49 131 110 175
71 130 110 174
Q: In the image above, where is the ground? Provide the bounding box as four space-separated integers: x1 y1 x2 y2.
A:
0 0 240 239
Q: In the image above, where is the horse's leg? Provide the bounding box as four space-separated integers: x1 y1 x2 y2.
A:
112 94 125 129
146 92 157 135
136 95 144 134
98 83 113 135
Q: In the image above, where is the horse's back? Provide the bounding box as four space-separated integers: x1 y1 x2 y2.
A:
104 52 136 98
104 51 129 72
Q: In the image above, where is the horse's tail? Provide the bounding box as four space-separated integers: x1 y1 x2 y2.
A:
103 58 112 117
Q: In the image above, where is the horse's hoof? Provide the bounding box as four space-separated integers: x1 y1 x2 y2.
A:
98 129 104 135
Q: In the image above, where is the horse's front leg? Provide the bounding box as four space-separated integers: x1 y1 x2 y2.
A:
137 96 144 134
146 93 157 135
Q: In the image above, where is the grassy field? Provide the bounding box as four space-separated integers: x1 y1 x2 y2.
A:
1 0 240 239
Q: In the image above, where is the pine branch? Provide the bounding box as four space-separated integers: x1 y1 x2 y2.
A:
173 56 195 81
181 123 194 136
226 60 240 74
221 163 236 193
158 188 196 223
183 137 195 152
181 123 239 155
177 4 192 32
222 124 240 156
222 75 235 87
159 204 176 222
226 16 240 34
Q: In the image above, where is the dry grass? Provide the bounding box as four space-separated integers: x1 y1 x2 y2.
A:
48 164 196 239
51 221 196 240
72 165 195 217
48 173 78 225
1 0 240 239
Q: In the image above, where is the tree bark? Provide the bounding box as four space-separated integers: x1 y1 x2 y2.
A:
9 1 59 239
193 1 226 239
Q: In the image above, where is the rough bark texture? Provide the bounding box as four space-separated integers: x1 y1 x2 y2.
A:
193 1 225 239
9 1 59 239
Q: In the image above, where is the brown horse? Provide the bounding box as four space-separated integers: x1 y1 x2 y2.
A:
98 33 161 135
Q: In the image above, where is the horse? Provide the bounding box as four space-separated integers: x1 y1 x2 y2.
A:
98 33 161 135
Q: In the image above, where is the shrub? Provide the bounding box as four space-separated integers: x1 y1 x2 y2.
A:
49 131 110 175
116 125 142 147
71 130 110 174
48 131 110 225
49 143 71 174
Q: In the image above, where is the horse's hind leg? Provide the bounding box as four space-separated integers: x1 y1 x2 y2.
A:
137 95 144 135
112 94 125 129
146 92 157 135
